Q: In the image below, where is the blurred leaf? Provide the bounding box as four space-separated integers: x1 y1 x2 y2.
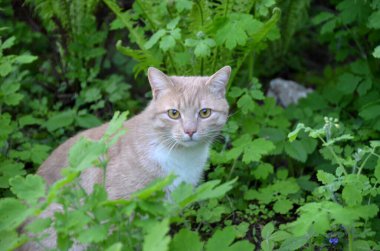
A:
45 110 76 131
170 229 203 251
9 175 46 204
143 219 170 251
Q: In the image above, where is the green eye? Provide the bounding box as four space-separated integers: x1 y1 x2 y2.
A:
168 109 180 119
199 108 211 118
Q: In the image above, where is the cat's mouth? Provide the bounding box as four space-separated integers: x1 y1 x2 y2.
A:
179 138 200 147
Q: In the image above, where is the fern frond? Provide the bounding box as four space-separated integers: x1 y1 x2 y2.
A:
116 40 162 77
280 0 311 53
189 0 212 34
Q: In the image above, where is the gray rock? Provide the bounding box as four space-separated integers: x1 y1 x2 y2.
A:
267 78 313 107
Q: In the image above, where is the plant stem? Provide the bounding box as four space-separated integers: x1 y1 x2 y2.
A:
347 229 353 251
318 136 348 176
357 151 373 176
167 52 178 74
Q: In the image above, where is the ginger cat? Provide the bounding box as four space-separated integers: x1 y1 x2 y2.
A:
38 66 231 199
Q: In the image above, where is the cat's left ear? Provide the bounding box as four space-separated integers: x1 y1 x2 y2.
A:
147 67 173 99
206 66 231 97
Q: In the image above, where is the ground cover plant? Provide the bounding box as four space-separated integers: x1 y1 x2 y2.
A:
0 0 379 250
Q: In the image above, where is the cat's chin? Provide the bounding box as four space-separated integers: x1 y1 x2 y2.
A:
178 139 202 147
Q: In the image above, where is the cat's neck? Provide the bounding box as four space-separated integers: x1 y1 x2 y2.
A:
151 139 210 190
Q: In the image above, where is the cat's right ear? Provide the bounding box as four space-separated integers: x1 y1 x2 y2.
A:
147 67 173 99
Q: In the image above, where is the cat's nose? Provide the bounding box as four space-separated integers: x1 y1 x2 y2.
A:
185 129 197 138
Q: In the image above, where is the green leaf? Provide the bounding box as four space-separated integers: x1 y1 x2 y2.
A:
175 0 193 12
9 175 46 204
0 160 25 188
359 104 380 120
14 54 37 64
239 138 275 164
237 93 255 114
317 170 336 185
273 199 293 214
287 123 305 142
106 243 123 251
1 36 16 50
45 110 76 131
261 222 274 239
278 236 309 251
252 163 273 180
0 230 23 251
373 45 380 58
19 115 43 127
68 138 106 171
0 198 31 231
368 10 380 29
337 73 361 95
145 29 166 49
77 224 108 243
76 114 103 128
375 159 380 181
342 183 362 206
26 218 52 234
143 219 170 251
170 229 203 251
206 226 254 251
215 14 262 49
284 140 307 162
160 35 176 51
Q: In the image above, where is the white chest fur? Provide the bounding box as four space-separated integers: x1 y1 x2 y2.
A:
152 143 210 190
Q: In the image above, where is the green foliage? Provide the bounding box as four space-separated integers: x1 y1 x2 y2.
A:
0 0 380 250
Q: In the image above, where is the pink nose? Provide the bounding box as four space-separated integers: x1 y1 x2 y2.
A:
185 129 196 137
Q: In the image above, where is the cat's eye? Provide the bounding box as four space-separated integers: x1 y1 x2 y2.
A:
199 108 212 118
168 109 180 119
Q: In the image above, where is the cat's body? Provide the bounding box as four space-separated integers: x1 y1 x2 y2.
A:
21 66 230 251
38 67 230 198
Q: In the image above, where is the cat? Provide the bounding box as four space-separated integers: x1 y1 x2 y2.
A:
38 65 231 199
21 66 231 251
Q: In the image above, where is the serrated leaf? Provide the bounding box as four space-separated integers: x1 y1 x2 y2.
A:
0 160 25 188
68 138 106 171
143 219 170 251
317 170 336 185
0 198 31 231
175 0 193 12
273 199 293 214
160 35 176 51
342 183 362 207
206 226 253 251
252 163 273 180
9 175 46 204
241 138 275 164
170 229 203 251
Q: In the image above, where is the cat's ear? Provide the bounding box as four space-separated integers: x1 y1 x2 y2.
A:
147 67 173 99
206 66 231 97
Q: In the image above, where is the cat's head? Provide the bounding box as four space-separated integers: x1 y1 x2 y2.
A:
147 66 230 147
